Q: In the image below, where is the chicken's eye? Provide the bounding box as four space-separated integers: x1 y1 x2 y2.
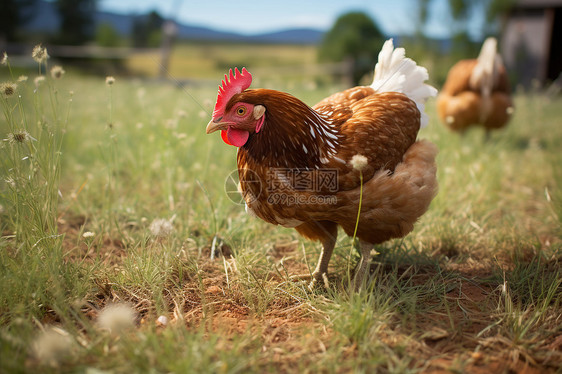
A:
236 106 247 116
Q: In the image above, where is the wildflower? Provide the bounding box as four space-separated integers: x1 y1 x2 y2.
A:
6 130 33 144
34 76 45 87
32 327 73 367
32 44 49 63
156 315 168 327
350 154 368 172
105 76 115 86
1 82 17 97
97 303 136 334
149 218 174 237
18 75 28 82
5 177 16 188
50 65 65 79
82 231 95 238
1 52 7 65
165 118 177 129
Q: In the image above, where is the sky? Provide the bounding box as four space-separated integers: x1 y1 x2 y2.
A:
98 0 487 40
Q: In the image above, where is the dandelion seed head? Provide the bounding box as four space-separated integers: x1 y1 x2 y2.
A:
5 177 16 188
97 304 136 334
105 76 115 86
18 75 28 82
50 65 65 79
149 218 174 237
156 315 168 327
165 118 178 129
7 130 31 144
1 82 17 97
32 327 73 367
32 44 49 63
1 52 8 65
351 154 368 172
34 76 45 87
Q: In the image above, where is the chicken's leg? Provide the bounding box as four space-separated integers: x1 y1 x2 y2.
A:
353 240 374 291
308 235 337 289
292 221 338 289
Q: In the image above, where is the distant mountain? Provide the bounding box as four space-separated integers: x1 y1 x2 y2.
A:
251 29 324 44
22 1 324 45
174 24 252 42
23 0 59 33
96 11 135 36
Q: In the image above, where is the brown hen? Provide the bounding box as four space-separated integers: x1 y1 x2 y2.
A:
437 37 514 135
206 39 438 290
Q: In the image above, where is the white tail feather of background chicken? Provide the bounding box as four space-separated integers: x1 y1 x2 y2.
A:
371 39 437 128
469 37 500 97
469 37 501 122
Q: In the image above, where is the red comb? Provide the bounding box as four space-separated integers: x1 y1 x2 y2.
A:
212 67 252 119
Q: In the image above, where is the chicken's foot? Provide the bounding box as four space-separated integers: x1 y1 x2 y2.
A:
290 235 336 290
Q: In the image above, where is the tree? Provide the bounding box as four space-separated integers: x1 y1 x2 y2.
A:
95 23 120 47
319 12 384 85
132 11 164 48
420 0 516 41
55 0 97 45
0 0 37 42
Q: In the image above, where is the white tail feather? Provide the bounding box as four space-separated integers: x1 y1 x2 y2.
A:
371 39 437 128
469 37 500 97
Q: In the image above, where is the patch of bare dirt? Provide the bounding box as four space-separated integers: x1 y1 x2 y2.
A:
56 221 561 373
59 213 127 268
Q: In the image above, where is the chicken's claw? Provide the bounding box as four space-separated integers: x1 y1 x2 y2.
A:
290 272 330 291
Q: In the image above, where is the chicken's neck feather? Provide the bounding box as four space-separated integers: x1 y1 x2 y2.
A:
236 89 342 170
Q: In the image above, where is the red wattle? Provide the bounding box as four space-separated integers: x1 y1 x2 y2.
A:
222 128 249 147
221 130 232 145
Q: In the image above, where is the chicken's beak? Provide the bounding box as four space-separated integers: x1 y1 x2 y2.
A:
206 120 227 134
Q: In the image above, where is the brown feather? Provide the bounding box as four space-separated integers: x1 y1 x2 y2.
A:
437 58 513 132
233 87 437 247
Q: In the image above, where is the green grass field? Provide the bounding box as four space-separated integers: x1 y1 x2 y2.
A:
1 45 561 373
126 42 319 80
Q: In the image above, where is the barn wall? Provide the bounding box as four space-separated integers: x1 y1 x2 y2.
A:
502 9 550 86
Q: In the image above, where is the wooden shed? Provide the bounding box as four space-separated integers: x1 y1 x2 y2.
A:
501 0 562 87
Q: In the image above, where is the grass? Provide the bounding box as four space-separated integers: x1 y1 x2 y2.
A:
126 41 320 83
1 44 561 373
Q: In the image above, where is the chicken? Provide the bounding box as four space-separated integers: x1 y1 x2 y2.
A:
437 37 513 136
206 39 438 290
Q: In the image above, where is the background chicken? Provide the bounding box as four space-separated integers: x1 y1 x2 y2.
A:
206 40 438 290
437 37 514 136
